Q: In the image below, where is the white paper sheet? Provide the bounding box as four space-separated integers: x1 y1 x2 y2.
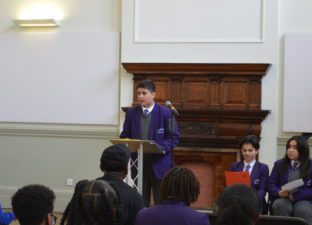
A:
281 178 304 191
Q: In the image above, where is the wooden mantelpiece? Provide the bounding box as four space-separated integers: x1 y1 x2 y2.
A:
122 63 271 208
122 63 270 75
122 63 270 148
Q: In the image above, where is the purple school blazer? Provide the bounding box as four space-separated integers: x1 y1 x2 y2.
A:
135 202 210 225
268 159 312 203
120 103 180 179
229 161 269 199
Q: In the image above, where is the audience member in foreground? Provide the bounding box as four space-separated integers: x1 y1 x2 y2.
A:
12 184 56 225
217 184 261 225
98 144 144 225
269 135 312 225
228 135 269 214
61 179 122 225
135 167 210 225
0 203 15 225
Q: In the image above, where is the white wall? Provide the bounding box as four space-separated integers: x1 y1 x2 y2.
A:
276 0 312 156
0 0 121 212
2 0 312 212
0 32 120 125
0 0 120 32
121 0 280 171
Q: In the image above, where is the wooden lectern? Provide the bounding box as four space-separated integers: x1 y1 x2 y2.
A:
110 139 164 194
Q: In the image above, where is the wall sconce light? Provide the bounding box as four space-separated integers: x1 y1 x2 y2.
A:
13 19 59 28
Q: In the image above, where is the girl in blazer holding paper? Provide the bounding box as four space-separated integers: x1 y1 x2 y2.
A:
269 136 312 224
229 135 269 214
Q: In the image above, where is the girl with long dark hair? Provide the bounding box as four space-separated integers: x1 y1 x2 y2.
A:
269 135 312 224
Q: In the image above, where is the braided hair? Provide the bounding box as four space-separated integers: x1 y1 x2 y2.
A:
216 185 261 225
159 167 200 206
61 179 122 225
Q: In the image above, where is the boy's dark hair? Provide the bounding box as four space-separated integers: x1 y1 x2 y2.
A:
136 80 155 93
61 179 122 225
239 135 260 150
100 144 130 172
160 167 200 206
12 184 55 225
280 135 311 178
217 185 261 225
239 135 260 162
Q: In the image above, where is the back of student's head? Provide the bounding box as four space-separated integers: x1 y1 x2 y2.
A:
61 179 121 225
217 185 261 225
12 184 55 225
136 80 155 93
100 144 130 173
160 167 200 206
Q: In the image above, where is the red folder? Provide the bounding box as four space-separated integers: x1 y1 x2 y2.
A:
225 171 251 187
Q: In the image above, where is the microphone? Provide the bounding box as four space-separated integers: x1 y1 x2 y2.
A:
165 101 179 116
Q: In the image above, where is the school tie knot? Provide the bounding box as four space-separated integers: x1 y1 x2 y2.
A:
293 161 299 169
143 109 149 116
245 164 251 172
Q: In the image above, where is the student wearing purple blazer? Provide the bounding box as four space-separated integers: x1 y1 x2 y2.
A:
0 203 15 225
269 136 312 225
120 80 180 207
135 167 210 225
228 135 269 214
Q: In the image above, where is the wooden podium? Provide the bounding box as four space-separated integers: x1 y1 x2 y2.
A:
110 139 164 194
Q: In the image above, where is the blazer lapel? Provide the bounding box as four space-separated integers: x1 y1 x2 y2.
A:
150 102 159 140
250 162 259 184
134 106 142 139
149 103 159 140
238 162 244 171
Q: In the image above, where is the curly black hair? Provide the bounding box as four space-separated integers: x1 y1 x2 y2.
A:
61 179 122 225
160 167 200 206
11 184 55 225
217 184 261 225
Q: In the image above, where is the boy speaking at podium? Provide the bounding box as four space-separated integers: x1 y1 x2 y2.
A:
120 80 180 207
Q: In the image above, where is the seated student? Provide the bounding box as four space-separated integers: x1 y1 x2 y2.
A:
217 184 261 225
61 179 122 225
269 135 312 224
98 144 144 225
0 203 15 225
11 184 56 225
228 135 269 214
135 167 210 225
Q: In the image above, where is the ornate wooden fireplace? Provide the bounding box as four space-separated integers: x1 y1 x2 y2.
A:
122 63 270 209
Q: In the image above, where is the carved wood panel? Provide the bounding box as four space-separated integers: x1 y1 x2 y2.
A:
222 79 248 110
122 63 271 209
